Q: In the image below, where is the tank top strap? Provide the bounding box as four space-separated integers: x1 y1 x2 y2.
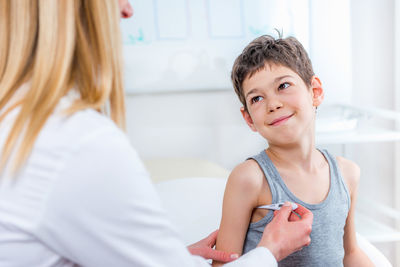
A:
318 148 351 210
248 150 279 203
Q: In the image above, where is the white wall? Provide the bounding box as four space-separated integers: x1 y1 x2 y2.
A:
347 0 396 263
125 90 266 169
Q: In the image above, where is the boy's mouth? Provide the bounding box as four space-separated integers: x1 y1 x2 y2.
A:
268 114 294 126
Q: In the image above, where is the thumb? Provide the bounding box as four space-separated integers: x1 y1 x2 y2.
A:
274 202 293 221
207 249 239 263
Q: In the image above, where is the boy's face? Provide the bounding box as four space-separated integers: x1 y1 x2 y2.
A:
240 63 323 146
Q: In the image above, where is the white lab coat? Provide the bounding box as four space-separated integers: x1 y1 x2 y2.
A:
0 91 276 267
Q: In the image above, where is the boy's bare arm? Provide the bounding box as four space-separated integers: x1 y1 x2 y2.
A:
338 157 374 267
212 160 266 267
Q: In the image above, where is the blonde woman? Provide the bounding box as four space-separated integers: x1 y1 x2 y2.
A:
0 0 313 266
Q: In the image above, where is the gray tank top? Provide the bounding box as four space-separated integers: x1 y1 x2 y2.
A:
243 149 351 267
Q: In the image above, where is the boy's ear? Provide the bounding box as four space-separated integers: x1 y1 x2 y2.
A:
240 107 257 132
310 76 324 107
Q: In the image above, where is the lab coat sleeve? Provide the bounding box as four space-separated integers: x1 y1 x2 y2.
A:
33 127 277 267
225 247 277 267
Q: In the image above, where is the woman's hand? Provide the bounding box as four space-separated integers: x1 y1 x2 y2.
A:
258 202 313 261
187 230 239 263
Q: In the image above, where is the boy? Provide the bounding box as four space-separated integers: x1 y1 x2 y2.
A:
213 35 373 266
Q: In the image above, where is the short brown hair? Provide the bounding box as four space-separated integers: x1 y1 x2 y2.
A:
231 35 314 110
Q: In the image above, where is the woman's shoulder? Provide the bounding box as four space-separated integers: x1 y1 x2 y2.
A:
50 90 125 144
64 108 122 135
33 107 148 199
32 107 138 177
44 107 126 150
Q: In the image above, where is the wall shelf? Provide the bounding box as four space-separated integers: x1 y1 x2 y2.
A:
317 126 400 144
316 104 400 144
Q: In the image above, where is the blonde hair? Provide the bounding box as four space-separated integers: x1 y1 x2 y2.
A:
0 0 126 174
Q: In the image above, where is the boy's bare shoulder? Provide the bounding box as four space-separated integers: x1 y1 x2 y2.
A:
336 156 360 195
227 159 265 194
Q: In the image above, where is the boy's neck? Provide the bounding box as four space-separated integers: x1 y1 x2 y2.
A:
266 143 323 172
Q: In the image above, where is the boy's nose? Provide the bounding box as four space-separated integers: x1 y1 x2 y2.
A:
268 102 283 113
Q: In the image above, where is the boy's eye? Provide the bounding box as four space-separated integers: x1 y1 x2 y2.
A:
251 96 264 104
278 82 290 90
